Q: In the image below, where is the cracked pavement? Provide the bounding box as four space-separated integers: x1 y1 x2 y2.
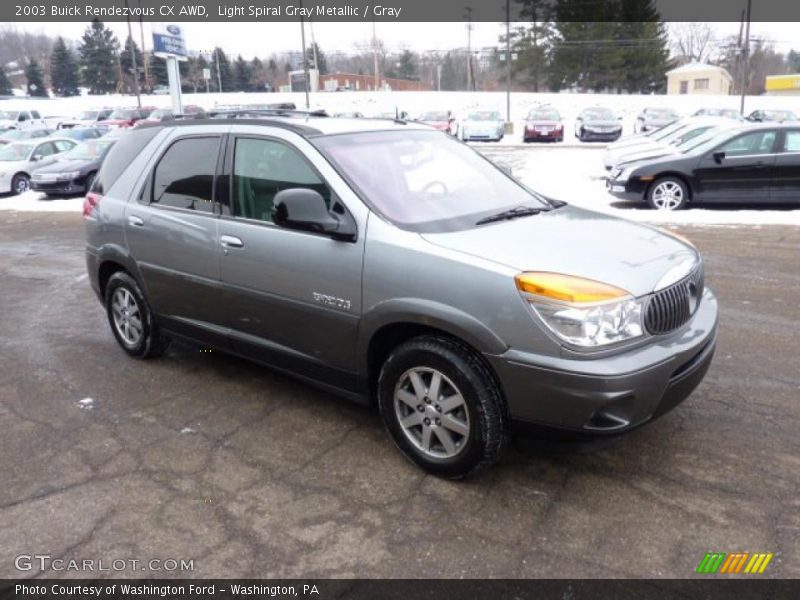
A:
0 211 798 579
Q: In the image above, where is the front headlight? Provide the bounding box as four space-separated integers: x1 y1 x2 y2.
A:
57 171 81 180
515 272 645 348
616 167 635 182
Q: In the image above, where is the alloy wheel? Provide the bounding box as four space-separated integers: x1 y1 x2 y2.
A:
14 177 30 194
651 180 684 210
111 287 143 346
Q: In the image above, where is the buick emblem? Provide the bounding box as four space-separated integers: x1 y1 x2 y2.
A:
166 25 181 36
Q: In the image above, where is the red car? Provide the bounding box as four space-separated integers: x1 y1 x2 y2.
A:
523 107 564 143
98 107 152 129
418 110 456 135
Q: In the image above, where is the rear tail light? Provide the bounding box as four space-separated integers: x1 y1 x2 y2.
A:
83 191 101 218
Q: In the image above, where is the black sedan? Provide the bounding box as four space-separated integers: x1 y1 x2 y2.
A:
31 139 115 197
606 124 800 210
574 107 623 142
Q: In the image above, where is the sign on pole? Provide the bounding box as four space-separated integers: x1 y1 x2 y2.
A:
152 24 187 115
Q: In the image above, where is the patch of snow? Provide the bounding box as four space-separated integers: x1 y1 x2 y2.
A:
180 427 197 435
77 397 94 410
0 191 83 213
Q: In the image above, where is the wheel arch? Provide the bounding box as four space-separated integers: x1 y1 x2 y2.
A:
648 172 695 201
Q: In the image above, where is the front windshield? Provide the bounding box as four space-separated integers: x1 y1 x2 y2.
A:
421 111 449 121
63 140 114 161
528 109 560 120
583 108 615 120
676 128 726 153
467 111 500 122
651 122 691 142
667 125 714 146
77 111 99 120
315 130 549 232
0 143 33 161
681 129 743 156
0 111 19 120
765 110 797 121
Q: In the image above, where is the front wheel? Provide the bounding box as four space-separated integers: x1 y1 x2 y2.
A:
12 174 30 195
105 271 169 358
647 176 689 211
377 336 509 479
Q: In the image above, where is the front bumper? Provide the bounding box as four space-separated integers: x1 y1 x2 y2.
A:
31 178 84 195
581 129 622 141
524 128 563 141
606 177 647 201
486 288 718 435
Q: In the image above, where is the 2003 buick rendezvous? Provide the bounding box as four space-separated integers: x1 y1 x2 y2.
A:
84 113 718 478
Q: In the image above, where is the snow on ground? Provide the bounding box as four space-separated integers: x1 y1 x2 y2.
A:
2 91 799 225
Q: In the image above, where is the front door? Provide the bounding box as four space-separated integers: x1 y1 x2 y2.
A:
771 129 800 203
694 129 778 202
217 132 365 390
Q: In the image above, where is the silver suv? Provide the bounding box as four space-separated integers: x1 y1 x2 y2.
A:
84 114 718 478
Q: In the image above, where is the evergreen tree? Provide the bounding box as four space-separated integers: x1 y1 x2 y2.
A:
78 19 120 94
250 57 265 91
440 53 459 90
120 36 143 78
616 0 670 93
787 49 800 72
397 50 418 80
49 37 81 97
0 66 13 96
509 0 555 91
234 55 253 91
212 47 234 92
25 59 48 96
148 54 169 87
306 42 327 74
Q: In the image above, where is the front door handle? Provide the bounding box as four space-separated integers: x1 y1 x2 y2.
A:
128 215 144 227
220 235 244 249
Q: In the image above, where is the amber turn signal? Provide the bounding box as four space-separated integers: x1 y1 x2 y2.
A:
515 272 630 304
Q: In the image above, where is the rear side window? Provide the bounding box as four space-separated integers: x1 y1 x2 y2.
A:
31 111 41 119
151 137 219 213
91 127 160 195
783 131 800 153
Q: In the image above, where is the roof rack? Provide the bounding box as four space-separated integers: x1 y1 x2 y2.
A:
206 108 329 120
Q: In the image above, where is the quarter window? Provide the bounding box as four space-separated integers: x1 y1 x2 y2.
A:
718 131 777 156
152 137 219 213
232 137 331 223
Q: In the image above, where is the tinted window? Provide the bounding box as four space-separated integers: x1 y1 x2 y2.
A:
91 127 160 195
34 142 56 157
31 111 41 119
719 131 777 156
783 131 800 153
53 140 75 153
152 137 219 213
233 137 331 223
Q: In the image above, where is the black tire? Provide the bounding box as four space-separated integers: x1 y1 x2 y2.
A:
377 335 509 479
646 176 689 211
84 172 96 192
578 128 586 142
11 173 30 195
105 271 169 359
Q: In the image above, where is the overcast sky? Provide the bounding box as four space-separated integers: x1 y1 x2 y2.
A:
6 21 798 58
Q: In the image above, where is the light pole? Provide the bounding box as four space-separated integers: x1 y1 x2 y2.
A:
124 0 141 108
739 0 752 115
506 0 511 126
299 0 310 107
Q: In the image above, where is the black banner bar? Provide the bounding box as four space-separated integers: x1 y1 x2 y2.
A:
7 0 800 23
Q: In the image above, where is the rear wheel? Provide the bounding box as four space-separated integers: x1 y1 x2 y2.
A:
105 271 169 358
12 173 30 195
377 335 509 478
647 176 689 211
84 172 96 192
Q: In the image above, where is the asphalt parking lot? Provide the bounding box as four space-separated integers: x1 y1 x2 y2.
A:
0 211 798 579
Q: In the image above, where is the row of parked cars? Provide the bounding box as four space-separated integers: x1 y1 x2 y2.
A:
604 115 800 209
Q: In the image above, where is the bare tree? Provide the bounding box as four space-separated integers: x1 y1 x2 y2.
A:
669 22 717 64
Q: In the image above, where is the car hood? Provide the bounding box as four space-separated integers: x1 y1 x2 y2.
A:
584 119 621 128
420 205 696 297
616 145 679 168
34 158 94 173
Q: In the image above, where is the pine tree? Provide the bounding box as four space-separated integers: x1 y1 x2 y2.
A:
50 37 81 97
79 19 120 94
397 50 418 80
25 59 48 97
440 53 459 90
234 55 252 91
509 0 555 91
148 54 169 87
617 0 670 93
250 57 265 91
212 47 234 92
120 36 143 78
0 66 13 96
306 42 327 74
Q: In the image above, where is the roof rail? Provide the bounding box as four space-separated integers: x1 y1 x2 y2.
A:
207 108 329 120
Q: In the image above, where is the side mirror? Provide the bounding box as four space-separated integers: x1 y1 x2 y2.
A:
713 151 726 164
31 155 41 162
272 188 356 241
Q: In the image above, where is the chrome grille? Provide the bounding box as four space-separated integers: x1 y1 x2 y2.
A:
644 264 704 335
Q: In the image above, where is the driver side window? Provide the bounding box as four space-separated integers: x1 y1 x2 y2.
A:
719 131 777 157
35 142 55 158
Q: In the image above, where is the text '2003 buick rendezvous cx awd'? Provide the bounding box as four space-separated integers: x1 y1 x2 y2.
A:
84 113 718 478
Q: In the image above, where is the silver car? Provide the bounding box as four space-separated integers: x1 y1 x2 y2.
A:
0 138 77 194
460 110 505 142
84 117 718 478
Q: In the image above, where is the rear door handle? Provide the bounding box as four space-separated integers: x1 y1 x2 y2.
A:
220 235 244 248
128 215 144 227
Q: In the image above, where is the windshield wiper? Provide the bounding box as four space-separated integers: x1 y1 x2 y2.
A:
476 206 544 226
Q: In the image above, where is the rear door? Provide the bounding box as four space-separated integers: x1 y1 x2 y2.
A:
693 129 779 202
216 126 367 389
123 131 227 345
771 129 800 203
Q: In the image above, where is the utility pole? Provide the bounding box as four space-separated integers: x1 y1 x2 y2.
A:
137 0 149 91
299 0 310 108
739 0 752 115
215 48 223 92
372 20 379 91
123 0 141 108
505 0 511 125
465 6 473 91
309 18 319 73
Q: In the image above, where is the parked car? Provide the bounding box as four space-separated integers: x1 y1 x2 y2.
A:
604 118 738 171
181 104 207 117
460 110 505 141
56 127 105 142
523 107 564 142
0 109 47 131
606 124 799 209
0 138 77 194
746 109 798 123
574 107 623 142
417 111 456 135
59 109 114 129
333 111 365 119
0 128 54 145
84 118 718 477
633 107 680 133
98 108 145 129
134 109 175 127
31 138 116 197
692 108 742 120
